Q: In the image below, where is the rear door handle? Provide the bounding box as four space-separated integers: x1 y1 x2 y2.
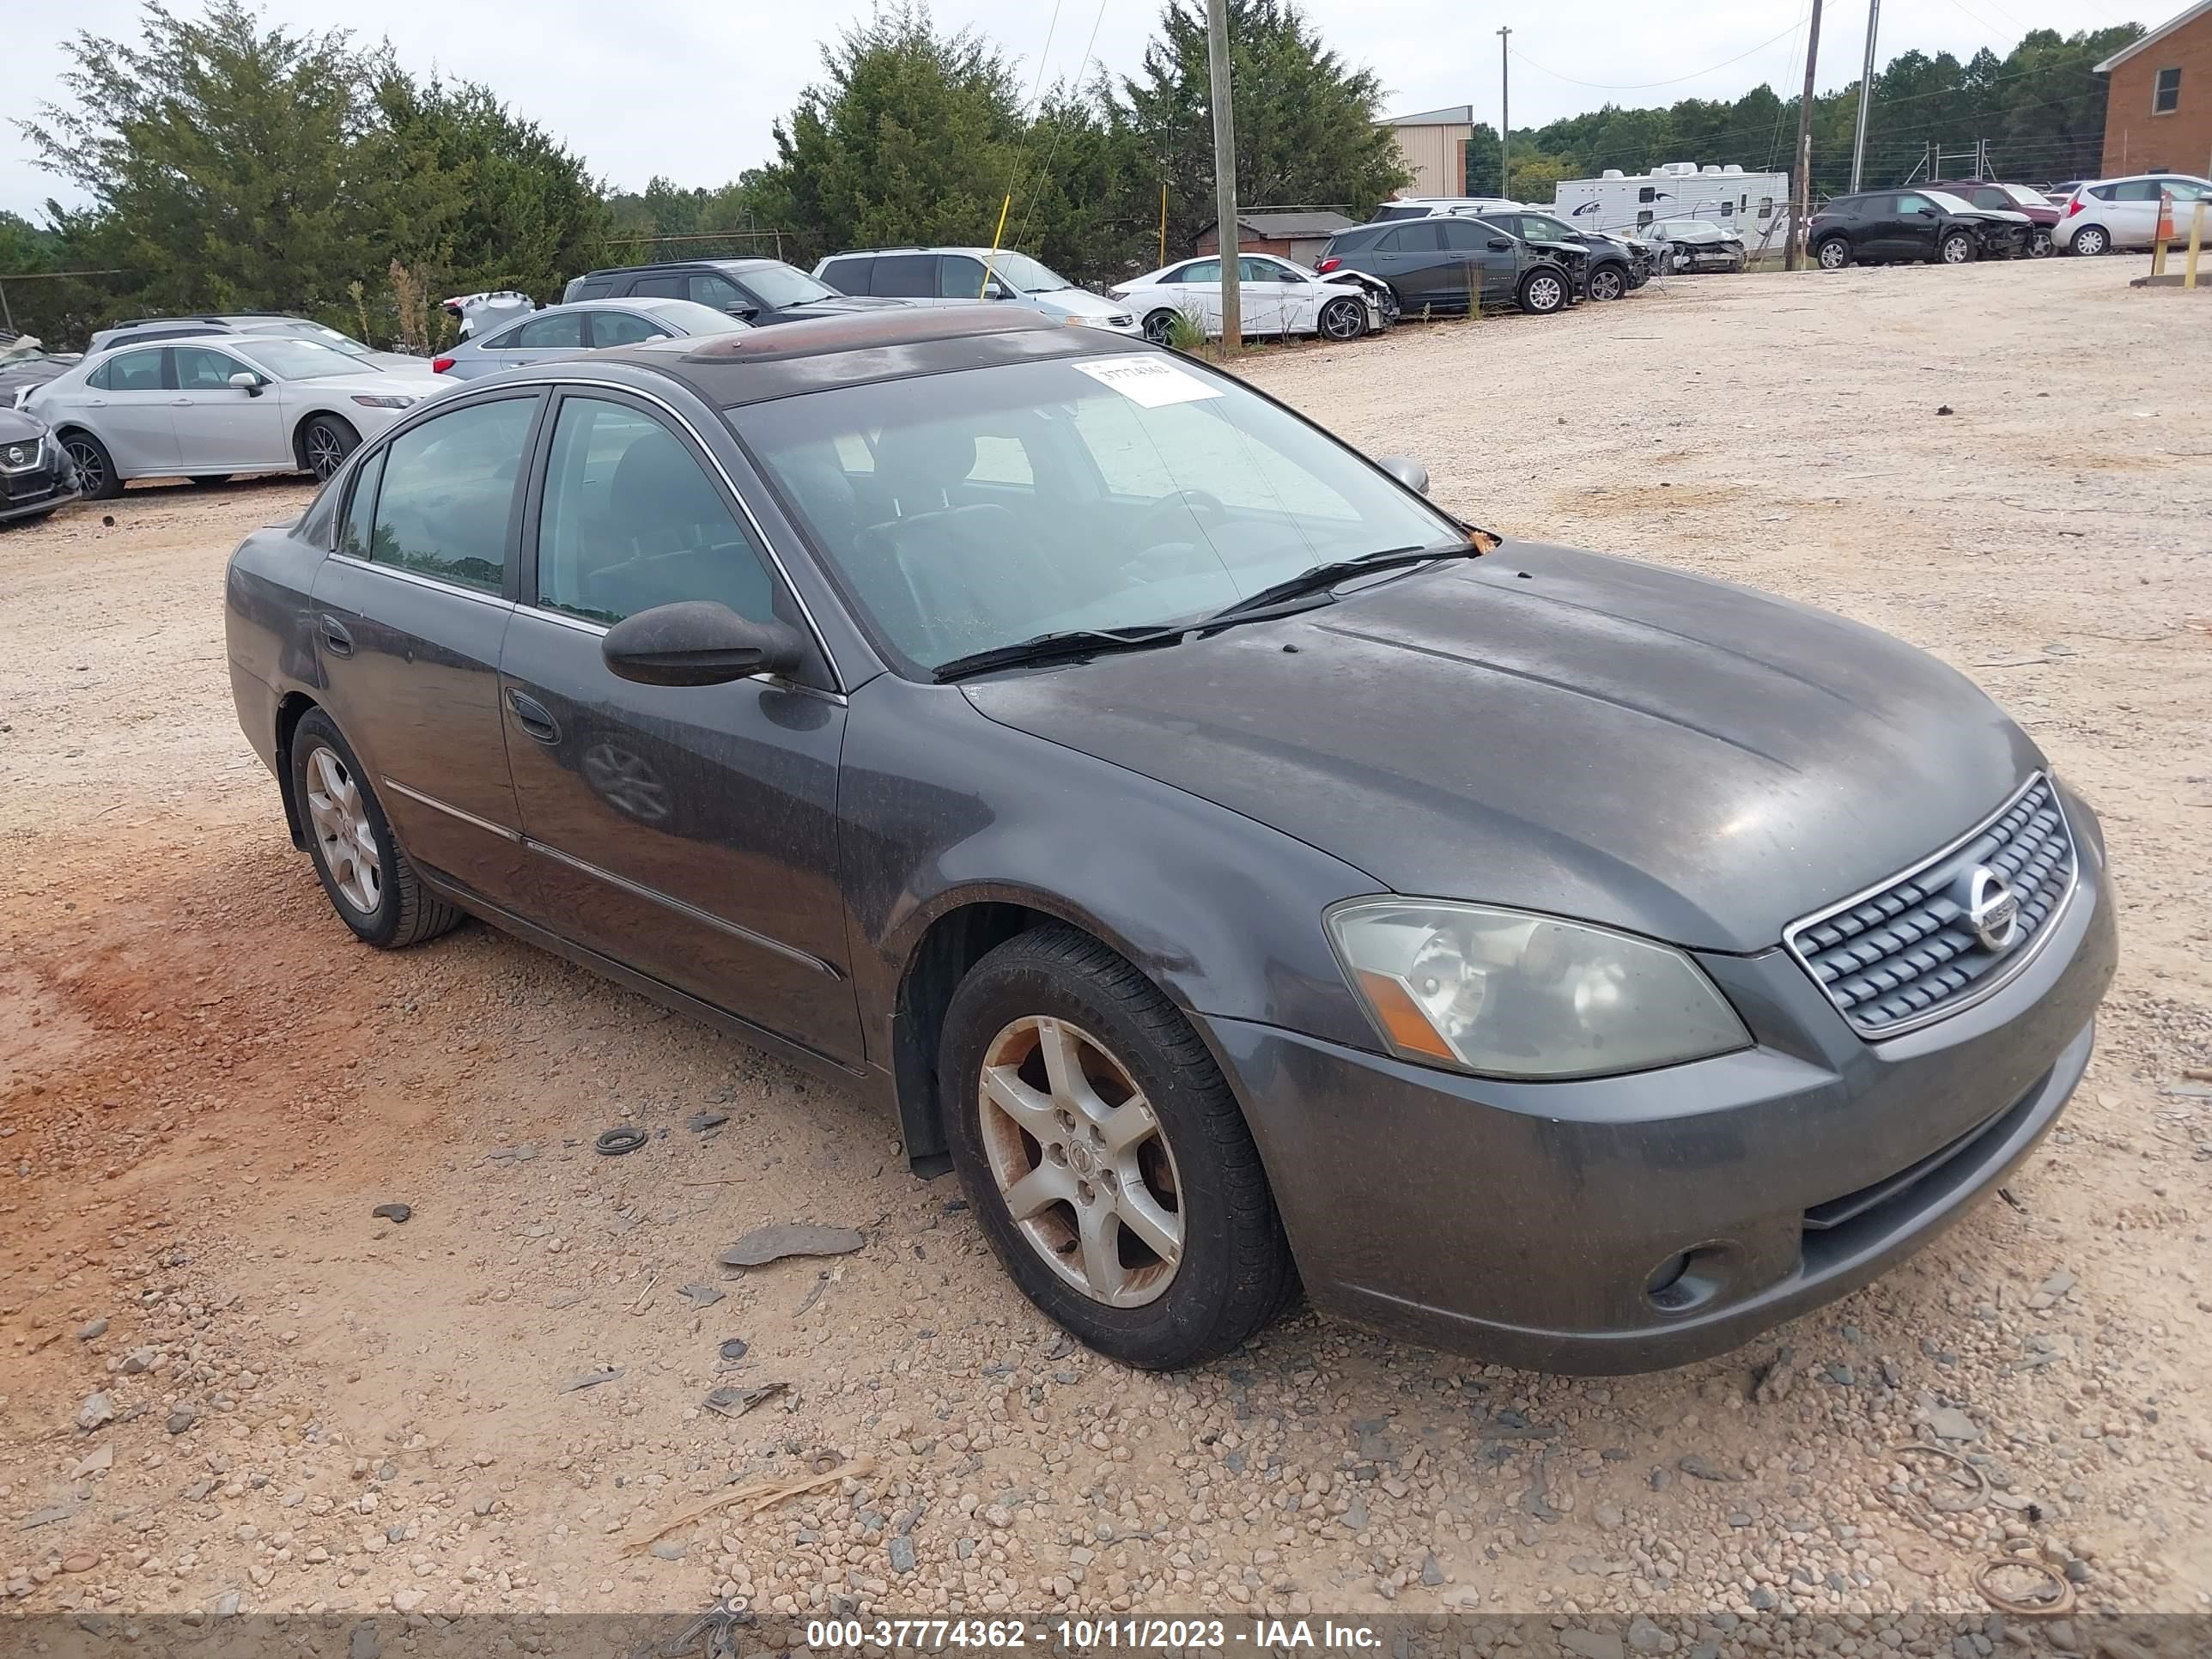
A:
319 614 354 658
505 688 561 744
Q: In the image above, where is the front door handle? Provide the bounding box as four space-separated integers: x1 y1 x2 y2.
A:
505 688 561 744
319 614 354 658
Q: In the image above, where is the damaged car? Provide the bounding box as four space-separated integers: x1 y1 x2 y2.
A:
1641 218 1749 272
0 403 80 526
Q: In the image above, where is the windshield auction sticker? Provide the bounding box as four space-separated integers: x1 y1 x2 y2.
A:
1071 355 1224 408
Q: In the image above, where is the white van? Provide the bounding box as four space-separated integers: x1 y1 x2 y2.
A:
814 248 1139 334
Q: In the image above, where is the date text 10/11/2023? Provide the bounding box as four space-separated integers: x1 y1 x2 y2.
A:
803 1618 1386 1650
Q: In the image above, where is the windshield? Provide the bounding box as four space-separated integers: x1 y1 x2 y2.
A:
232 338 374 381
1923 190 1977 213
734 264 836 309
252 320 374 358
1522 216 1580 240
738 355 1460 674
1998 183 2047 207
979 251 1072 293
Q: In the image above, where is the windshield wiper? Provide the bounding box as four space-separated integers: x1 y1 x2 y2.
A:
1200 539 1484 625
933 625 1188 684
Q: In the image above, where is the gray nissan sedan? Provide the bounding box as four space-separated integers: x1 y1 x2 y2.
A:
225 309 2116 1373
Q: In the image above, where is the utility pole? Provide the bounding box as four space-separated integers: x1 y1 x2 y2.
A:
1784 0 1825 270
1848 0 1879 194
1206 0 1241 352
1498 27 1512 198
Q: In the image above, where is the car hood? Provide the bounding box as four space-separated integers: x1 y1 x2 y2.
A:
776 295 907 320
961 541 2039 952
1956 208 2033 225
275 370 444 401
0 404 48 443
1034 287 1127 319
1662 226 1739 244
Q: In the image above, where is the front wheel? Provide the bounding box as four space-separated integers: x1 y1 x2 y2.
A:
1586 264 1626 301
1939 231 1976 264
298 415 360 483
289 708 463 949
1518 269 1568 315
2028 228 2054 258
1816 236 1851 270
939 925 1296 1370
1141 309 1179 346
1316 295 1366 340
2069 224 2109 257
61 431 121 500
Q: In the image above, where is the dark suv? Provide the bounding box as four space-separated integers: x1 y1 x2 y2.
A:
1474 210 1650 300
561 258 902 325
1807 190 2032 269
1317 218 1581 317
1930 180 2061 258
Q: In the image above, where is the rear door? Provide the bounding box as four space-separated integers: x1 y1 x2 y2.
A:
308 391 542 901
168 344 287 471
2102 179 2160 245
1384 222 1459 309
866 253 945 307
815 255 875 297
1173 258 1224 333
82 348 179 476
498 386 862 1061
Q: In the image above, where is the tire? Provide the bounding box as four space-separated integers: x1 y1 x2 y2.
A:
1141 309 1179 346
1815 236 1851 271
1316 295 1366 341
60 430 121 500
2028 229 2054 258
1939 231 1976 265
187 474 231 488
939 924 1296 1370
297 415 360 483
2069 224 2109 257
1518 269 1568 315
289 708 463 950
1586 264 1626 301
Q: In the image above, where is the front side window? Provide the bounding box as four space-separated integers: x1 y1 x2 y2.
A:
514 313 586 349
588 309 669 348
172 346 248 390
536 396 775 628
738 356 1458 673
939 256 990 299
1237 257 1285 283
1895 193 1935 215
369 396 536 594
90 349 166 392
2155 67 2181 113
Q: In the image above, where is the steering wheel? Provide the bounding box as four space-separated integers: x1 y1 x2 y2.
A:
1132 488 1229 544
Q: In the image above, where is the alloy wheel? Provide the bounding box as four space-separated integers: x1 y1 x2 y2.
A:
1941 234 1972 264
303 744 382 914
1589 268 1625 301
1818 240 1849 270
975 1015 1184 1308
305 423 347 481
1526 273 1565 313
1318 297 1364 340
1142 311 1177 345
64 439 105 494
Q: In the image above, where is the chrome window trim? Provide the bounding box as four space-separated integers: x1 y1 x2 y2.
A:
328 550 515 610
526 840 843 979
1782 770 2081 1040
380 778 522 842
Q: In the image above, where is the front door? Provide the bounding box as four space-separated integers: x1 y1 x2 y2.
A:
499 387 862 1063
1889 193 1942 259
1235 257 1290 336
1440 218 1520 304
168 345 287 471
309 391 542 900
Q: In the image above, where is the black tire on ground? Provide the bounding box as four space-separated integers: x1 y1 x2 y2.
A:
1141 309 1179 345
297 415 360 483
939 923 1297 1370
2069 224 2109 256
187 475 232 488
1815 237 1852 271
60 430 121 500
1586 264 1627 301
1316 295 1366 340
2029 230 2054 258
1939 231 1977 265
289 708 464 950
1518 268 1569 315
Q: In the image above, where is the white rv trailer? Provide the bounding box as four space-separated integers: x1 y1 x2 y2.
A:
1553 162 1792 259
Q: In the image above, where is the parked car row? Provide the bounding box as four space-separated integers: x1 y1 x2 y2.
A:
1804 173 2212 267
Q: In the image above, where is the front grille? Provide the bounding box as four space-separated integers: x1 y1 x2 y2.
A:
1106 313 1133 328
1784 773 2077 1036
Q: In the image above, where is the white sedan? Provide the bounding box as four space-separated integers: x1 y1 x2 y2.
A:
1109 253 1382 344
25 334 447 497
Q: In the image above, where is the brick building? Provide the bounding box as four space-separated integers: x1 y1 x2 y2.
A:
1193 210 1358 266
2097 1 2212 177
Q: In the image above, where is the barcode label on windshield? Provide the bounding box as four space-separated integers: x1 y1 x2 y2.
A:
1071 356 1224 408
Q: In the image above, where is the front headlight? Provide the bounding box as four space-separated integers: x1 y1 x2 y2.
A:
350 393 417 410
1325 899 1749 1079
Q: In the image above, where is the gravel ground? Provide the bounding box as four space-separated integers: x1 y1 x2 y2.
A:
2 256 2208 1650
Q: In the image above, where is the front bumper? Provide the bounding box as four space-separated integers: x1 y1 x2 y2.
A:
1206 809 2116 1374
0 447 80 522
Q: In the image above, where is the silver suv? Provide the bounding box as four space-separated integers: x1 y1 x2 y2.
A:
813 248 1137 334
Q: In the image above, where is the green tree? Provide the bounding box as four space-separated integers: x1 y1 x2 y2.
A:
1112 0 1410 257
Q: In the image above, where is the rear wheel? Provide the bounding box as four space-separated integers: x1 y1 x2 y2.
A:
940 925 1296 1370
2069 223 2110 257
1939 230 1976 264
1518 269 1568 315
289 708 463 949
1316 295 1366 340
61 431 121 500
1815 236 1851 270
297 415 359 483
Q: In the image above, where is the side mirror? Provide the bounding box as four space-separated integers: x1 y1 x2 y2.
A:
982 279 1012 301
229 371 264 397
1487 239 1514 252
601 601 807 687
730 304 761 321
1376 455 1430 495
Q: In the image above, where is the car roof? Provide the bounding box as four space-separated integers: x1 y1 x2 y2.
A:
580 307 1146 408
821 246 1016 258
580 258 780 279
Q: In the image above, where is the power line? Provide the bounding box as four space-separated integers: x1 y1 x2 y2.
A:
1006 0 1113 257
1510 17 1813 94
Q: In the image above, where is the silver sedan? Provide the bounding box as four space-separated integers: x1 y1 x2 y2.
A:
430 298 750 380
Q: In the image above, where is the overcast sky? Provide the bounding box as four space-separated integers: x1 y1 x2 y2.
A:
0 0 2148 221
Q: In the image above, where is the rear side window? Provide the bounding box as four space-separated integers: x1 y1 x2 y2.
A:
88 349 165 392
868 255 939 298
340 447 387 559
369 396 536 594
568 277 613 301
1394 222 1444 251
1438 220 1492 249
817 257 872 295
629 272 688 300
